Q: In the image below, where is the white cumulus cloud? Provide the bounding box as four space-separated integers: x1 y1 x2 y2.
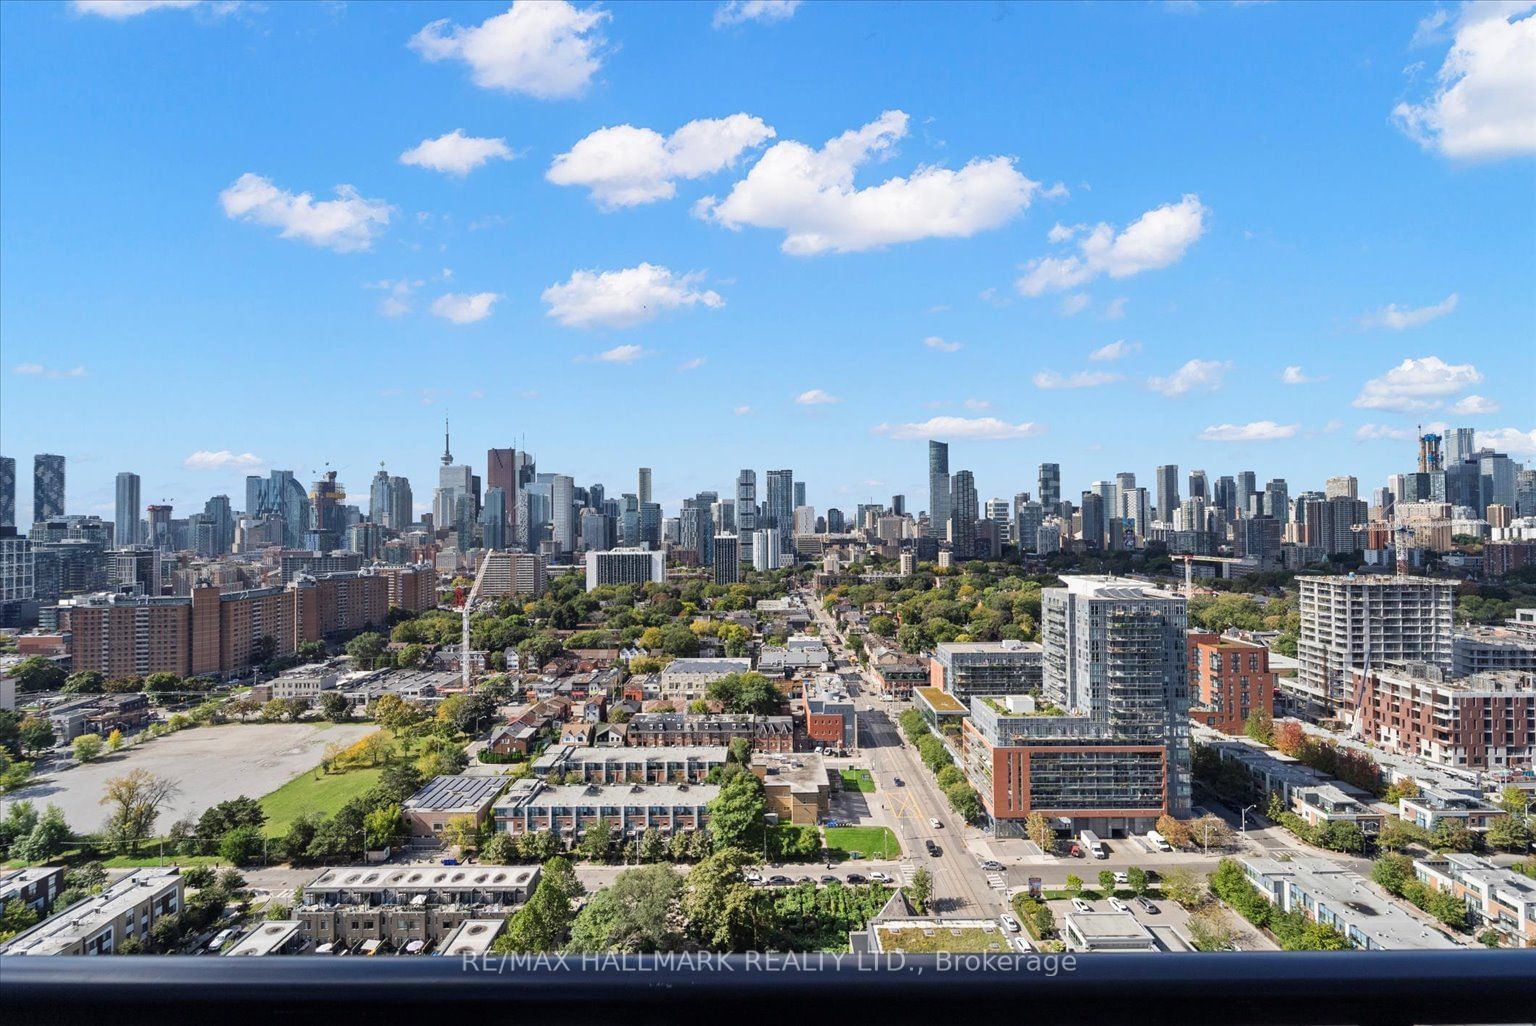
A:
1198 421 1299 442
1147 358 1231 397
734 405 753 416
1033 370 1122 390
678 357 707 371
1361 292 1459 330
576 344 646 365
220 173 391 252
714 0 801 28
185 449 264 471
1017 194 1208 295
1059 293 1091 316
1449 394 1500 415
1353 355 1483 412
794 389 841 405
430 292 501 324
410 1 608 100
1393 3 1536 160
549 114 775 208
874 416 1045 441
1281 365 1320 385
924 336 963 352
696 110 1039 255
1089 339 1140 362
13 363 87 379
400 130 514 176
541 263 724 330
70 0 199 18
1480 427 1536 456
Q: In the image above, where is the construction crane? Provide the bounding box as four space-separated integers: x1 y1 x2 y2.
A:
1349 522 1417 575
461 555 495 690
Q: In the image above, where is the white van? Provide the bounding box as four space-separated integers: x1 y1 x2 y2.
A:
1145 829 1173 853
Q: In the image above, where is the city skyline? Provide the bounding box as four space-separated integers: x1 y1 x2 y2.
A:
2 2 1533 520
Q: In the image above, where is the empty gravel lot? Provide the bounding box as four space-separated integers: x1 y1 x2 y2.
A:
10 723 376 833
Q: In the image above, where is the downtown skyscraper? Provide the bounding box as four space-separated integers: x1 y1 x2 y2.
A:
928 440 951 537
765 469 794 554
115 471 141 546
33 453 64 523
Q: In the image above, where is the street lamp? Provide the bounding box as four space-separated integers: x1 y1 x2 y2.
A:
1240 804 1257 836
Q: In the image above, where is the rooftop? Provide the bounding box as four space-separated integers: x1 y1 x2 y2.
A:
224 921 303 957
660 658 752 675
1055 575 1180 601
0 868 181 956
1243 857 1460 950
402 775 508 813
303 864 539 892
914 686 968 714
494 779 720 811
436 919 507 957
934 640 1043 656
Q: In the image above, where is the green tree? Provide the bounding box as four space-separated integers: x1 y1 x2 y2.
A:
318 691 351 722
1025 811 1055 854
0 900 41 942
1098 869 1117 895
1371 854 1413 895
1159 867 1205 908
905 866 933 912
707 772 766 852
71 733 104 763
18 717 55 756
1243 709 1275 745
1126 866 1149 896
62 670 106 694
579 818 615 863
345 632 387 668
11 804 71 863
681 848 763 951
218 825 265 866
1064 874 1083 896
494 856 580 953
363 805 403 850
566 864 683 953
11 657 67 693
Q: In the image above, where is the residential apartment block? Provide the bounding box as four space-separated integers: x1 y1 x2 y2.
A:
1350 664 1536 770
1186 631 1277 735
928 640 1043 704
0 868 182 956
531 744 727 784
492 778 717 838
623 712 794 752
1241 857 1459 950
1413 854 1536 948
1295 574 1454 715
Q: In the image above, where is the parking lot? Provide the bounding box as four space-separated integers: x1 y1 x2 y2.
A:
9 722 375 832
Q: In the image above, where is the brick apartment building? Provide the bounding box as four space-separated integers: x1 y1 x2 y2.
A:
1350 664 1536 770
624 712 795 752
56 569 400 679
1186 631 1277 734
377 563 439 614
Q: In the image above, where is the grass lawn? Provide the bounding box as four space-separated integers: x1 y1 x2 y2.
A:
874 926 1006 953
838 768 876 793
824 825 901 859
259 765 385 837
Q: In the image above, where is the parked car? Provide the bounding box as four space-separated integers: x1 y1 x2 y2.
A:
999 914 1021 933
867 871 891 882
845 873 867 884
767 875 791 886
1114 871 1129 887
744 872 764 884
929 817 942 829
1071 898 1092 914
206 929 235 954
1068 844 1084 858
819 875 839 885
979 859 1004 872
1109 897 1130 913
1136 896 1160 914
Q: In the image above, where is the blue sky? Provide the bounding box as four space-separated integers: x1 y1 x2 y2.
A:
2 0 1532 522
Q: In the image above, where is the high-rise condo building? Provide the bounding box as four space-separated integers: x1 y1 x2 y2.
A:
1038 462 1060 509
928 441 951 537
1155 465 1179 524
960 576 1190 837
482 488 508 550
638 467 653 506
388 476 413 530
766 469 794 554
1295 574 1455 715
949 470 978 559
1444 427 1476 466
1187 469 1208 502
735 470 757 536
368 469 392 527
1325 475 1358 500
551 475 576 555
115 472 141 547
793 481 806 508
1236 470 1257 517
33 454 65 523
1078 491 1105 550
0 456 16 528
585 548 666 590
713 535 740 585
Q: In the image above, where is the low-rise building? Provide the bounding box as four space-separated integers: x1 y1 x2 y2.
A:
624 712 794 752
757 635 830 676
0 868 182 956
531 744 727 784
1398 785 1506 834
1453 626 1536 676
1240 857 1460 950
401 775 508 838
1292 784 1389 836
656 657 751 701
0 867 66 915
753 751 833 825
224 919 309 956
1062 910 1160 952
1413 853 1536 948
492 778 717 839
800 677 856 749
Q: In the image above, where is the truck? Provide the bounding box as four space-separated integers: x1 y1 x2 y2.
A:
1078 829 1108 859
1145 829 1173 853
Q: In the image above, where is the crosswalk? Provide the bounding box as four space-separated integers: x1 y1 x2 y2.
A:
985 873 1008 892
899 864 919 885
